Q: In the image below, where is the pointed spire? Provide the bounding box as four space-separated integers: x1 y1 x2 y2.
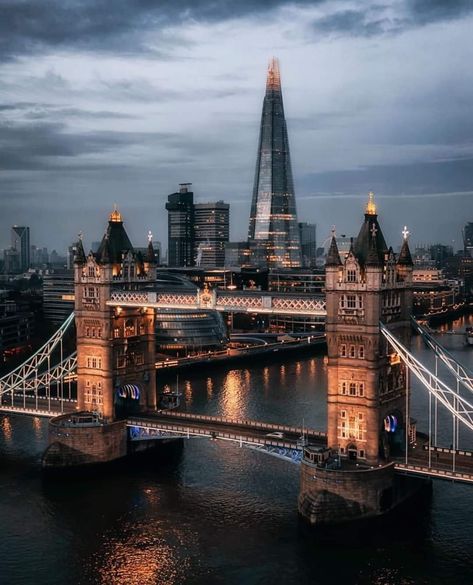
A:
146 231 156 265
266 57 281 91
398 239 413 266
98 234 111 264
365 191 377 216
326 235 342 266
74 234 86 265
109 204 123 223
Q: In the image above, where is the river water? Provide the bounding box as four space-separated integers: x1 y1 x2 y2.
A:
1 317 473 585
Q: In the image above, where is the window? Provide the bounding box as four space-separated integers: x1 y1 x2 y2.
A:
114 327 120 339
85 327 90 337
358 345 365 359
340 410 346 418
359 449 365 458
349 345 356 358
341 382 347 395
359 383 364 397
139 323 145 335
125 319 135 337
347 269 357 282
349 382 356 396
88 266 95 277
347 295 357 309
340 344 347 357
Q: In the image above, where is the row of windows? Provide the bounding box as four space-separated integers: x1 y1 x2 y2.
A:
84 380 103 405
338 421 364 441
85 327 102 338
340 344 365 359
86 356 102 369
339 295 363 310
340 381 365 397
340 446 365 458
116 352 144 368
113 321 146 338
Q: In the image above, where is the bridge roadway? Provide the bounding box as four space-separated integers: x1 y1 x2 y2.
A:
2 397 473 483
127 409 327 450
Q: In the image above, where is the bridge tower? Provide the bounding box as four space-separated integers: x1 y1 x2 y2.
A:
299 193 420 526
43 209 158 468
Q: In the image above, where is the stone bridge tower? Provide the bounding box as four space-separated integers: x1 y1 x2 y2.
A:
299 193 419 526
74 208 157 421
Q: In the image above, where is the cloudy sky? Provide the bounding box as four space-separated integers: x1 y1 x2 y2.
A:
1 0 472 254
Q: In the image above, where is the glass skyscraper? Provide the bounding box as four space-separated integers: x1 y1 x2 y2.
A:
248 58 302 269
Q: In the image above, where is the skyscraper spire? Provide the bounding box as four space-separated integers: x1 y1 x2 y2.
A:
266 57 281 91
248 58 302 268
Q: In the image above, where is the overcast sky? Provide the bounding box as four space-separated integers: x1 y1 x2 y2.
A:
1 0 472 254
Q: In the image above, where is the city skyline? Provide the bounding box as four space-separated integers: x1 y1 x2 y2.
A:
1 1 473 251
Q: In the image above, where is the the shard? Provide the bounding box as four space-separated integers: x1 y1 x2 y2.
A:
248 58 302 268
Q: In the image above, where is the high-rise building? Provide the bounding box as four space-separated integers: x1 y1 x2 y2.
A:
11 226 30 272
464 222 473 257
194 201 230 267
165 183 195 267
298 222 316 268
247 58 301 269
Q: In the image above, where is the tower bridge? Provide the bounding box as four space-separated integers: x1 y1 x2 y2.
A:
1 196 473 526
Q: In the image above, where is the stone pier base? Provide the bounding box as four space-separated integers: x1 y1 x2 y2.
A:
298 458 424 526
42 412 127 469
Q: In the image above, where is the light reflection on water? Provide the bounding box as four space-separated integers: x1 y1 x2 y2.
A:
0 321 473 584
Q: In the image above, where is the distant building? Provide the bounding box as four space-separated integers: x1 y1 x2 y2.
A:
10 226 30 272
464 222 473 257
3 248 20 274
42 270 74 324
224 242 252 267
298 222 316 268
165 183 195 267
0 299 35 363
194 201 229 267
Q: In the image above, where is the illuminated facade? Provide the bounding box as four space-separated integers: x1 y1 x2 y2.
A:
324 193 414 464
248 58 302 269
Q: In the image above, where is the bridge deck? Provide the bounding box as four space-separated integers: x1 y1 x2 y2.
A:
127 410 327 450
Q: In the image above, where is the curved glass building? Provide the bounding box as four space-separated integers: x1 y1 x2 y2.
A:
248 58 302 269
152 272 228 355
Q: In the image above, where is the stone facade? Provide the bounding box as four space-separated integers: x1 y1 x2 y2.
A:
43 413 127 468
299 194 417 525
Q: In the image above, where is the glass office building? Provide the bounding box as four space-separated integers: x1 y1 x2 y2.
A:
248 58 302 269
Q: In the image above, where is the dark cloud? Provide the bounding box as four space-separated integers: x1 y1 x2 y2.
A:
409 0 473 25
0 120 172 170
314 9 398 37
0 0 315 61
300 157 473 197
1 1 472 61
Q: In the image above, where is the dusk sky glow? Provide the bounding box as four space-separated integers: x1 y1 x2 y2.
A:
1 0 472 253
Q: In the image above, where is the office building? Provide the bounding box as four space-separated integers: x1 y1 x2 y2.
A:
11 226 30 272
298 222 316 268
247 58 302 268
194 201 230 267
165 183 195 267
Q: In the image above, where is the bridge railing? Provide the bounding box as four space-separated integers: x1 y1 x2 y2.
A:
147 410 327 438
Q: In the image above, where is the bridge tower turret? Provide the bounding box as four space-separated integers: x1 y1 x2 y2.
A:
74 208 157 421
299 193 419 526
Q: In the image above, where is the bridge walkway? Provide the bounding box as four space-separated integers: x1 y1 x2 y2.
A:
127 410 327 450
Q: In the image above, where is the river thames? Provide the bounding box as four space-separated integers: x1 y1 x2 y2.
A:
1 317 472 584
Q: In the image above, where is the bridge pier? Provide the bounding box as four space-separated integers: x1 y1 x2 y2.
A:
42 412 127 469
298 448 425 526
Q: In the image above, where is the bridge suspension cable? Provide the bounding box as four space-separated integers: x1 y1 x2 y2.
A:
380 322 473 433
0 312 76 414
411 317 473 396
